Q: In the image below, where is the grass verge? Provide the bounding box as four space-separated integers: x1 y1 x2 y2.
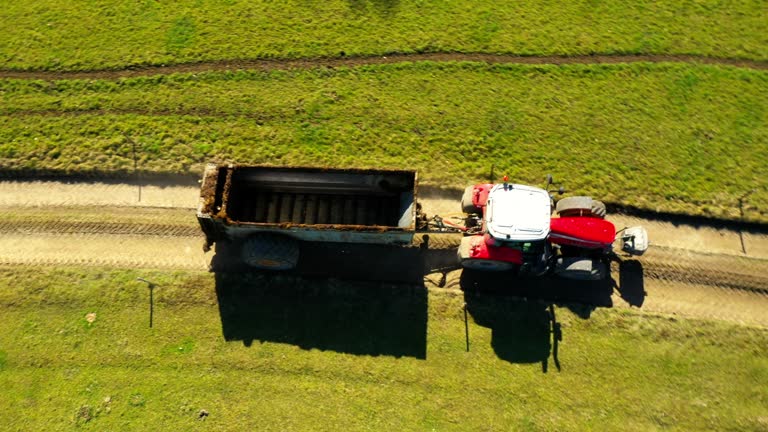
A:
1 0 766 72
0 265 766 431
1 62 766 220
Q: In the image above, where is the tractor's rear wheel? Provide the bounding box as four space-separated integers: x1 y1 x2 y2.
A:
457 235 515 271
461 186 480 214
554 257 607 280
460 258 516 272
241 233 299 270
556 196 606 218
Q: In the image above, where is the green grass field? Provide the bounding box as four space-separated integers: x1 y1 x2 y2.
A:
1 3 766 431
1 0 766 71
1 62 766 220
0 265 766 431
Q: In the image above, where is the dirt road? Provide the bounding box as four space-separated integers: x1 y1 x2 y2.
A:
1 179 767 327
0 179 198 209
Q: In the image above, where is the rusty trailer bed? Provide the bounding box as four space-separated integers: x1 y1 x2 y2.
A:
197 164 418 246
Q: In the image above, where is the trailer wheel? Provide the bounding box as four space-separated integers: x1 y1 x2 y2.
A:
557 196 604 218
241 233 299 270
461 186 480 214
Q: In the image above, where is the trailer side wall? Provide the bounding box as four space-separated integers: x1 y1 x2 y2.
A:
198 165 418 246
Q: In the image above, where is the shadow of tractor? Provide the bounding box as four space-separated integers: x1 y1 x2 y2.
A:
460 260 645 372
463 292 563 373
210 235 645 363
618 259 646 307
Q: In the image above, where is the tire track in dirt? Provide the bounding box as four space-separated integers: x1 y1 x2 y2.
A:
2 179 767 326
619 280 768 328
0 220 200 237
0 53 765 81
0 108 278 121
0 180 198 209
642 261 768 294
638 247 768 294
2 215 766 295
0 233 209 270
427 268 768 328
414 233 768 294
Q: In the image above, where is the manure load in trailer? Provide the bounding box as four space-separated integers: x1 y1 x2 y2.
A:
197 164 420 270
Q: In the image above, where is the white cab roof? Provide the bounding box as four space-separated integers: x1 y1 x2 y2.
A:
486 183 551 241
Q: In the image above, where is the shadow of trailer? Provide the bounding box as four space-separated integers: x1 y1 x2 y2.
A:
214 271 428 359
197 164 433 357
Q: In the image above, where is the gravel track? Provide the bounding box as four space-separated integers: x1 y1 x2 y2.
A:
2 179 767 326
0 180 197 209
0 219 200 237
0 233 208 270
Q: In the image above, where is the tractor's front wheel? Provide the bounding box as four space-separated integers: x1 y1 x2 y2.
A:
591 200 607 218
556 196 606 218
461 186 480 214
460 258 516 272
457 235 515 271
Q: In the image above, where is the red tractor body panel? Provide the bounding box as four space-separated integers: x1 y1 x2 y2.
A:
549 217 616 249
471 184 494 208
465 234 524 265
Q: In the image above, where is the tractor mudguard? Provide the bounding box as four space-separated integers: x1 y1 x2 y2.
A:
458 234 524 270
471 184 494 208
550 217 616 249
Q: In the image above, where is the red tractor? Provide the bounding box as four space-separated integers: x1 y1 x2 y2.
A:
457 176 648 280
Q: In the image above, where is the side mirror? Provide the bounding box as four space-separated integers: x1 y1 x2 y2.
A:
546 174 553 185
558 187 565 195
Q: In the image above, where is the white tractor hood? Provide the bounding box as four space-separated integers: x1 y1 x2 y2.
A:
486 183 551 241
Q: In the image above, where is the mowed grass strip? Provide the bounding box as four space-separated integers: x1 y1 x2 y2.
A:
0 266 766 431
1 62 766 220
0 0 766 71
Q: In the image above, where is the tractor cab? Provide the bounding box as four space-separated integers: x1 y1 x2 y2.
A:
458 182 553 274
485 183 553 275
484 183 552 243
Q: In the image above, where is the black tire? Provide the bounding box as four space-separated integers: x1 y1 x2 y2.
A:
461 258 516 272
461 186 480 214
554 257 607 280
591 200 607 218
241 233 299 270
457 236 514 271
556 196 592 216
419 233 462 250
